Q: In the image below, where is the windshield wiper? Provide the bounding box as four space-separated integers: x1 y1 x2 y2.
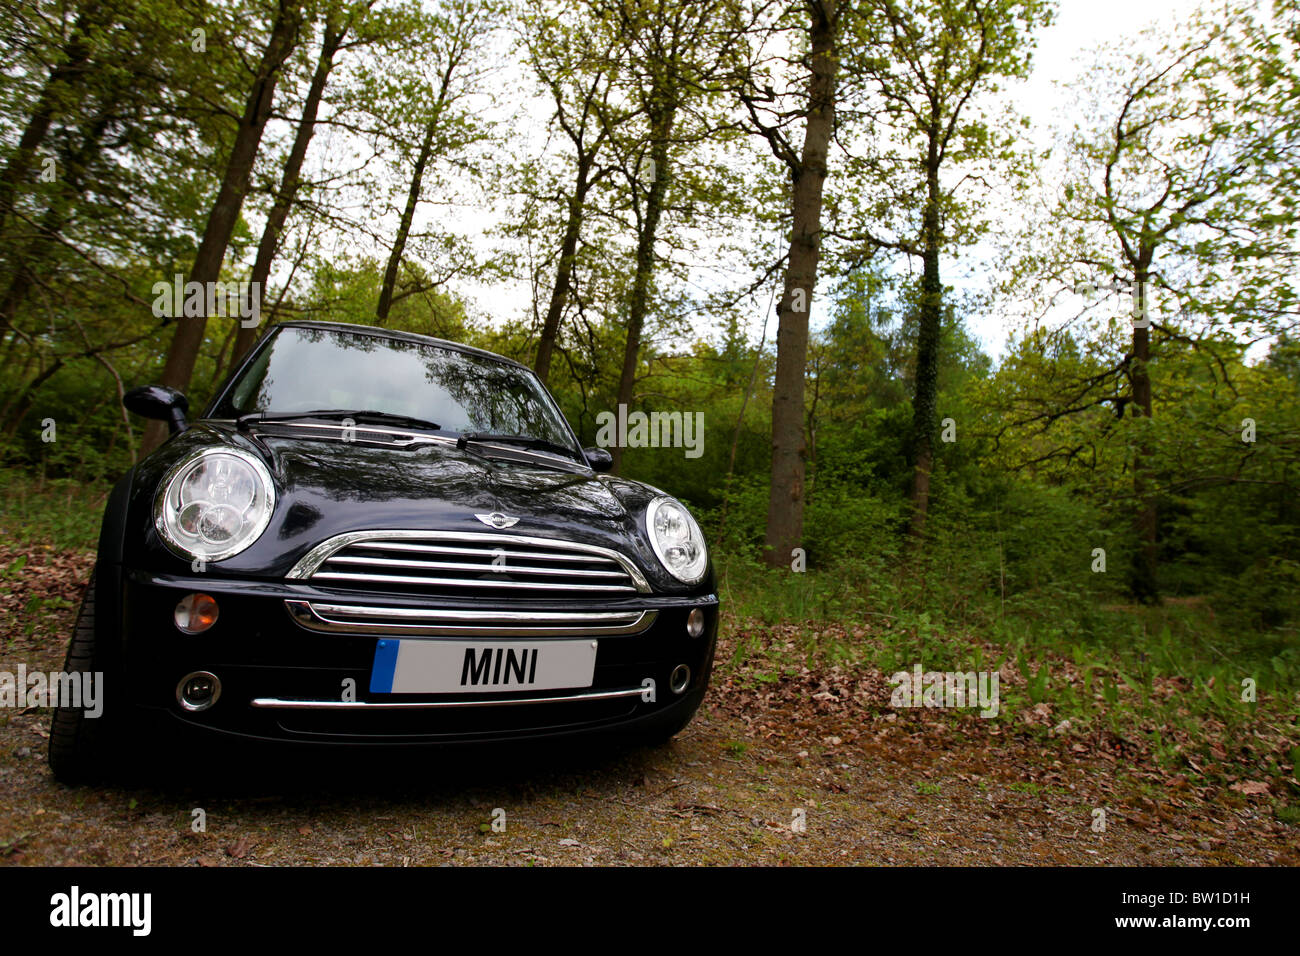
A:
238 409 442 432
456 431 581 462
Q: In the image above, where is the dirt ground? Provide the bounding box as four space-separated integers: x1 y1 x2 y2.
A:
1 547 1296 867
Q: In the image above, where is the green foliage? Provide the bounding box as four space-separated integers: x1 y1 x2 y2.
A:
0 470 104 552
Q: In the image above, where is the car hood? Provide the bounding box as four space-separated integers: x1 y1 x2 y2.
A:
124 422 674 584
264 429 633 527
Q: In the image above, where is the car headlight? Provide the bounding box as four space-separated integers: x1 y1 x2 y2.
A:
646 496 708 585
155 448 275 562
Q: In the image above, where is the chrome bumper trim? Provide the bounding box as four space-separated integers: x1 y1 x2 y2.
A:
285 600 657 637
250 686 648 710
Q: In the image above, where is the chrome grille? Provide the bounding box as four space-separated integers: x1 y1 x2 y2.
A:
287 530 649 599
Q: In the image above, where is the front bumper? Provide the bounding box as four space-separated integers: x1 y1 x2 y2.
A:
117 569 718 745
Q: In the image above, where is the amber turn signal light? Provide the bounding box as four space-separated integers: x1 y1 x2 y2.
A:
174 593 219 634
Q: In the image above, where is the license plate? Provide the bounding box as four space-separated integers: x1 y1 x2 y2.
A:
369 639 598 694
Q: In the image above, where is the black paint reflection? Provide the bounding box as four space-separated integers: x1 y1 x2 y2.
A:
260 436 625 522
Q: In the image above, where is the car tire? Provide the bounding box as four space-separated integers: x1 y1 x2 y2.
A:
47 568 120 785
641 713 697 747
638 687 708 747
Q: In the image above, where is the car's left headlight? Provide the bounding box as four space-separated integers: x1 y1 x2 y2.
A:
646 496 708 585
155 448 275 562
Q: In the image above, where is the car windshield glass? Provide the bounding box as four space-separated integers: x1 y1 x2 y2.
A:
215 326 577 452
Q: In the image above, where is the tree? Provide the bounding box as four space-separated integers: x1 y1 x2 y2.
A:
516 0 632 383
230 0 379 364
143 0 304 452
839 0 1053 542
735 0 843 569
0 0 230 441
1011 2 1299 598
0 0 111 237
600 0 744 472
373 0 497 325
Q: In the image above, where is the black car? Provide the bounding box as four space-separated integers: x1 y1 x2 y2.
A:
48 321 718 782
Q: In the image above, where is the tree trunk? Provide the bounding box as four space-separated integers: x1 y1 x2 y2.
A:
0 205 59 334
1128 253 1159 602
142 0 301 453
763 0 838 569
375 45 464 327
907 130 943 541
611 125 672 473
717 308 769 539
0 2 104 230
1 358 65 438
534 158 593 385
232 15 345 363
0 99 114 337
375 120 437 325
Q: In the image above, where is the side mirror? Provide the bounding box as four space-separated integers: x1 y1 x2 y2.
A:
124 385 189 434
583 447 613 472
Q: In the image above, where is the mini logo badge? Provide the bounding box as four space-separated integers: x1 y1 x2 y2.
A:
475 512 519 529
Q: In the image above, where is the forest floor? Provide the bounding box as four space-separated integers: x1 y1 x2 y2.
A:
1 545 1296 867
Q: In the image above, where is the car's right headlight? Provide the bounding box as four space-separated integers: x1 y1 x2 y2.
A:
645 496 708 585
155 447 275 562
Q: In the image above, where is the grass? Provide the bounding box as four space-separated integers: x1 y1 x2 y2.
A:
717 549 1298 705
0 470 107 552
714 549 1299 819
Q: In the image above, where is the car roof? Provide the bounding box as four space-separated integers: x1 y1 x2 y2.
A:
274 320 530 371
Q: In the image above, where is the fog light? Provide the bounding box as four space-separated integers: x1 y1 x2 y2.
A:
686 608 705 638
176 671 221 712
670 664 691 695
175 593 219 634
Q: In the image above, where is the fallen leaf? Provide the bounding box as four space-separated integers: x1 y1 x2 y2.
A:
1229 781 1270 796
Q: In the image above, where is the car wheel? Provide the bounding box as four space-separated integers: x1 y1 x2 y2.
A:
47 568 120 785
641 714 697 747
638 686 708 747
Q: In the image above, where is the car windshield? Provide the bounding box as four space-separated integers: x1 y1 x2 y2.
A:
213 326 578 453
